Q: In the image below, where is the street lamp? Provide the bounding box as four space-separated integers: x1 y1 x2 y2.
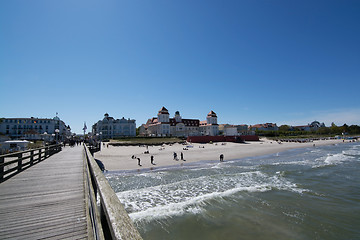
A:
55 129 60 144
43 132 48 145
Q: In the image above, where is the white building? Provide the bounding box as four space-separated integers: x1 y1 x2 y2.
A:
142 107 219 137
92 113 136 139
199 111 219 136
249 123 279 131
0 140 30 154
0 116 71 141
292 121 326 131
219 124 250 136
144 107 200 137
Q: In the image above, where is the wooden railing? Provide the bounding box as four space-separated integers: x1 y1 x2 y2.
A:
84 144 143 240
0 144 62 183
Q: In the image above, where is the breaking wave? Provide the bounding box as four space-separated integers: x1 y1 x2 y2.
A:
116 170 307 222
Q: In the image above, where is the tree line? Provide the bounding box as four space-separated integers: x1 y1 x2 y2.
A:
257 123 360 138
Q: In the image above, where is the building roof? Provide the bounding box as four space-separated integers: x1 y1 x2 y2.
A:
169 118 199 127
158 106 169 114
250 123 277 129
207 111 217 117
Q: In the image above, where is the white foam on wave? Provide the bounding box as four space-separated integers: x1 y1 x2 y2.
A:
117 170 307 222
313 153 355 168
128 182 277 222
270 160 313 167
138 171 168 179
342 149 360 157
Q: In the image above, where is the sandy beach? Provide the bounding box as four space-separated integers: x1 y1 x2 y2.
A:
94 138 348 171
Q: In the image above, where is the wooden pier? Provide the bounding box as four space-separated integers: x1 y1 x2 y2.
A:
0 144 143 239
0 146 88 239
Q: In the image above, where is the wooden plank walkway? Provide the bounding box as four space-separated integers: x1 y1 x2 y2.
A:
0 145 88 240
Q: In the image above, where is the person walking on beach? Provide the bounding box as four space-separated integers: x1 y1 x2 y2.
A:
137 158 142 166
151 155 155 165
181 152 184 161
220 154 224 162
173 152 177 160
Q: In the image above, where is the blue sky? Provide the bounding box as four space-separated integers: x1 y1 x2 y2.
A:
1 0 359 133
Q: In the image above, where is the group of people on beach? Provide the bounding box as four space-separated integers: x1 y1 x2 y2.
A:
131 146 225 167
132 154 156 167
173 152 185 161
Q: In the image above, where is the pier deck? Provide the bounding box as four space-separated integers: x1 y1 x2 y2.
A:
0 146 88 239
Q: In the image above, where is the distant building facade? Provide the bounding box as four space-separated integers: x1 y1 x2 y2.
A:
92 113 136 139
292 121 325 131
219 124 250 136
249 123 279 131
0 116 71 141
141 107 219 137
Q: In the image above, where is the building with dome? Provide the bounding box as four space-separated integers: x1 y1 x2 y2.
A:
0 115 71 141
92 113 136 139
140 107 219 137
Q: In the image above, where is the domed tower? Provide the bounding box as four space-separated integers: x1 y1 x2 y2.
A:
206 111 217 125
158 107 170 122
174 111 182 122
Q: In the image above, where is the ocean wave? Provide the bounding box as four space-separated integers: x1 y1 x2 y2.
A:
342 149 360 157
117 170 307 222
313 153 355 168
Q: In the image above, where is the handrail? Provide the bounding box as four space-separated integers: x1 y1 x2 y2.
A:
84 144 143 240
0 144 62 183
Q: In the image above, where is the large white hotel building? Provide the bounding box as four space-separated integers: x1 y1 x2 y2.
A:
92 113 136 139
0 115 71 141
140 107 219 137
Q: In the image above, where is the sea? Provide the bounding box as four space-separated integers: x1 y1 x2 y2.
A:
106 142 360 240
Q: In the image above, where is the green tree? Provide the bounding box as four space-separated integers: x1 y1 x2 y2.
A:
348 125 360 134
330 122 340 134
340 124 349 134
317 127 331 135
279 125 291 131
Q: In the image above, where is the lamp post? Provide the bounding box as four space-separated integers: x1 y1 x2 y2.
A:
44 132 48 145
55 129 60 144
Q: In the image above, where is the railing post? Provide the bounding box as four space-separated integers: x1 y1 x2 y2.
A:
17 152 22 172
36 149 40 162
30 150 34 165
45 146 49 158
49 146 53 156
0 156 4 180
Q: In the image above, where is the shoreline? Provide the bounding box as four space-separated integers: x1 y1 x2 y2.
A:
95 138 350 172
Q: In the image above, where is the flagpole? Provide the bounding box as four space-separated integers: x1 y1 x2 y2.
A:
83 122 87 142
